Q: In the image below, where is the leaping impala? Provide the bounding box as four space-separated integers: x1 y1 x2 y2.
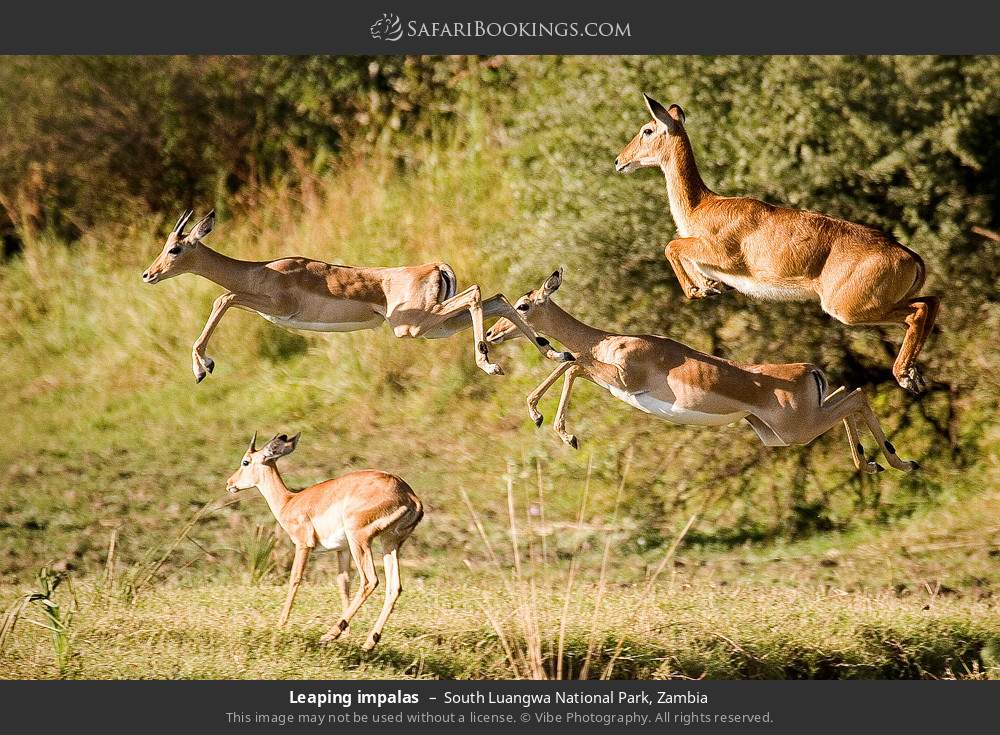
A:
485 270 917 475
142 210 572 382
226 431 423 650
615 94 940 394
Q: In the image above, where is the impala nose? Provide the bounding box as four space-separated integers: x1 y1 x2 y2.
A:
141 271 148 280
614 156 620 168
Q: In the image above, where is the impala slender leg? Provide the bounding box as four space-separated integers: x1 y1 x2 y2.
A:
362 542 402 651
398 285 503 375
191 291 277 383
664 237 738 300
889 296 940 394
844 414 882 474
525 362 574 427
320 535 378 643
553 365 580 448
857 402 918 472
278 544 311 627
335 550 352 633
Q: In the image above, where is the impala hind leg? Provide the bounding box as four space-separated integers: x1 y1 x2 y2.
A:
362 540 402 651
831 294 940 394
844 414 883 474
397 285 503 375
334 550 352 635
892 296 940 393
856 401 918 472
320 535 378 643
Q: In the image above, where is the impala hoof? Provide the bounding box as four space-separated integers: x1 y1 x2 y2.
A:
204 357 215 374
567 435 579 450
362 632 381 651
194 370 207 384
320 629 344 644
559 352 575 362
533 415 544 428
897 367 927 395
864 460 881 474
874 463 886 473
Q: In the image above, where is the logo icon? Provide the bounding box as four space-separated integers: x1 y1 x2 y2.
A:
370 12 403 41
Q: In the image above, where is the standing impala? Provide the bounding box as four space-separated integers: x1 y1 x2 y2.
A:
615 94 939 394
226 431 423 651
485 270 917 475
142 210 572 381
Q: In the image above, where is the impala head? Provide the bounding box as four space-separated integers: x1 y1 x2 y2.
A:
226 431 301 492
142 209 215 284
485 269 563 345
615 94 687 173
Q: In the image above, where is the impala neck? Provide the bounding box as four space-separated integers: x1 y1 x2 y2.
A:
189 244 260 293
660 132 711 229
254 464 293 522
532 300 607 354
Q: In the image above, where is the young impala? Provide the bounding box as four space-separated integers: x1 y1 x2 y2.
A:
485 270 918 475
615 94 940 394
226 431 423 650
142 210 572 381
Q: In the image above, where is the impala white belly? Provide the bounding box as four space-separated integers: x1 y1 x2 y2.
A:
596 379 746 427
317 525 349 551
258 313 384 333
311 505 349 550
697 267 816 302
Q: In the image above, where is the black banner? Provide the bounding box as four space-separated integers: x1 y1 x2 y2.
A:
2 0 1000 54
1 680 997 733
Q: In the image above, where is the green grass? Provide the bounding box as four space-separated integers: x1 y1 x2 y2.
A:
1 129 998 679
3 570 998 680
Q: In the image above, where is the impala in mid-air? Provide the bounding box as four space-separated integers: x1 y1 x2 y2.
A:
486 270 918 475
142 210 573 382
615 94 939 394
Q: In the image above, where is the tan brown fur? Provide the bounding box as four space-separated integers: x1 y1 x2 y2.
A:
142 210 572 381
615 95 939 393
226 432 423 650
486 271 916 475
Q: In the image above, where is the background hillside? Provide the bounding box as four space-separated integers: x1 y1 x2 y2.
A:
1 56 998 679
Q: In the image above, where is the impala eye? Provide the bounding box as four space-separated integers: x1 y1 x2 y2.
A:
168 246 182 255
242 459 250 466
516 303 530 311
642 128 653 136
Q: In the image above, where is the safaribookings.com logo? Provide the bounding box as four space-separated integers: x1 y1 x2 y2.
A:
369 13 630 41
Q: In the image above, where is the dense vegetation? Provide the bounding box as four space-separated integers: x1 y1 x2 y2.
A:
1 56 997 678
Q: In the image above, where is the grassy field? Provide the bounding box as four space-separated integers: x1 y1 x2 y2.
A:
1 129 998 679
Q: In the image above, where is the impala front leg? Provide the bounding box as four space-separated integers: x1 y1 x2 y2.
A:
279 544 311 627
664 238 735 300
525 362 574 427
192 292 276 383
553 365 580 448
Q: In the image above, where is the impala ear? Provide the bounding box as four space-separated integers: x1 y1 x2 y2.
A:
261 432 300 462
187 210 215 241
536 268 563 302
644 93 683 134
